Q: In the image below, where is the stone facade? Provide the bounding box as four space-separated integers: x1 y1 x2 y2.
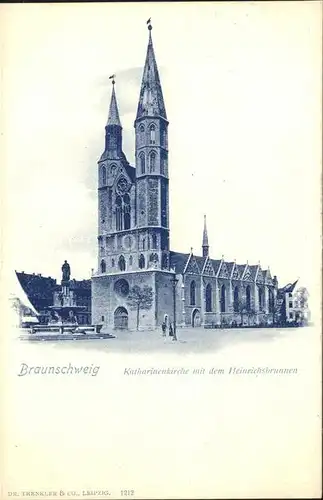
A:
92 26 279 331
172 255 277 328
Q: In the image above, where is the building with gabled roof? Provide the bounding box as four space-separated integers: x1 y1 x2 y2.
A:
275 280 307 325
16 269 92 325
91 23 280 330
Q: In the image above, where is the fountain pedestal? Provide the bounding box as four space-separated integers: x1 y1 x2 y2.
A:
47 260 86 330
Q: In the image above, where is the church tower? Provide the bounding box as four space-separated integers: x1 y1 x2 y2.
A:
134 23 170 271
96 78 136 274
92 22 175 331
91 22 278 332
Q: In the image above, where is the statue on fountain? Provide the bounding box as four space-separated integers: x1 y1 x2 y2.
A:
62 260 71 282
46 260 85 329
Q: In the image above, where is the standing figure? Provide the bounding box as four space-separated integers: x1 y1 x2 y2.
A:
69 310 78 325
169 322 173 337
161 321 166 336
62 260 71 282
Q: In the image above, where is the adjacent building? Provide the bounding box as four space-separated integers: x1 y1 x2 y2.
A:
276 281 310 325
16 270 91 325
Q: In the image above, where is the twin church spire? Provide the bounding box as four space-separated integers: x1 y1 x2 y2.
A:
106 82 122 127
104 79 122 158
105 21 167 134
136 23 167 121
105 23 208 258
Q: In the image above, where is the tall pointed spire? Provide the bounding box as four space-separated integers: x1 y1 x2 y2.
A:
103 79 123 158
107 81 122 127
202 215 209 258
136 22 167 120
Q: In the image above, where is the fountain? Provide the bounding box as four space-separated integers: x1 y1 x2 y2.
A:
20 261 115 340
47 260 86 332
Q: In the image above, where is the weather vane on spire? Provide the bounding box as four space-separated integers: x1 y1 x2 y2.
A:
109 74 116 85
146 17 152 30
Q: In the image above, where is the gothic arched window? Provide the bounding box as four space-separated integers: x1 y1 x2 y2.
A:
123 193 131 230
118 255 126 272
116 196 123 231
114 279 130 297
233 286 239 313
162 253 168 270
149 152 156 173
100 259 106 273
149 124 156 144
162 127 167 148
152 234 157 249
139 254 145 269
206 284 212 312
269 288 274 313
246 285 251 311
101 165 107 186
139 124 145 144
220 285 226 313
258 287 263 310
190 281 196 306
139 153 145 174
129 255 133 266
142 238 146 251
149 253 159 266
111 258 115 268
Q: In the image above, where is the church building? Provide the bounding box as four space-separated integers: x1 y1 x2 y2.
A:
91 23 278 330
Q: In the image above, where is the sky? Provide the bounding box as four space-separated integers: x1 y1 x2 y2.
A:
2 2 321 297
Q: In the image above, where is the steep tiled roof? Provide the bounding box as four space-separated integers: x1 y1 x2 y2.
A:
169 251 190 273
278 280 298 294
257 269 265 282
195 256 206 271
16 272 57 311
16 273 92 311
169 253 272 282
226 262 235 276
237 264 247 276
124 161 136 182
210 259 221 275
263 269 273 284
249 265 258 279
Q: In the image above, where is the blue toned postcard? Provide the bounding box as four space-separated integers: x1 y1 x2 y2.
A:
1 2 321 499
